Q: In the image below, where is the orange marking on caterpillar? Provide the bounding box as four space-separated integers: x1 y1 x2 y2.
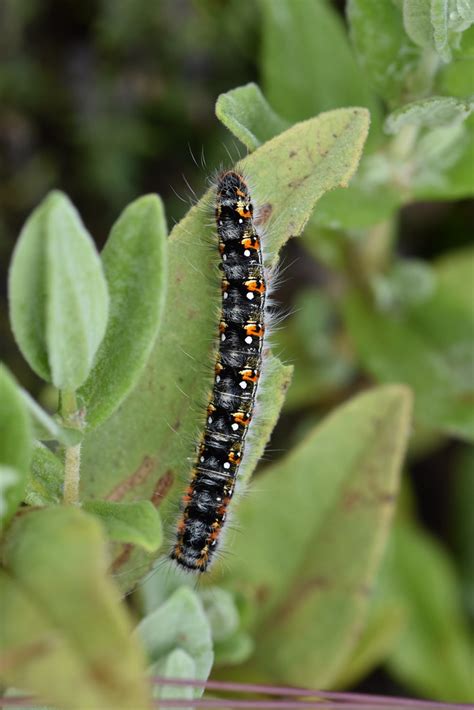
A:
229 450 242 465
245 279 265 294
236 206 252 218
233 411 251 428
241 236 260 250
245 322 264 338
240 368 259 383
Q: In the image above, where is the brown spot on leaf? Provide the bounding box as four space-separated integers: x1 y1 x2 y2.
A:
256 585 270 604
0 638 56 672
274 576 331 624
110 543 133 573
342 489 363 511
287 173 310 189
106 456 157 501
254 203 273 228
151 470 174 507
289 150 297 158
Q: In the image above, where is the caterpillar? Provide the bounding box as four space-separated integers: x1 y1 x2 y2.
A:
171 171 267 572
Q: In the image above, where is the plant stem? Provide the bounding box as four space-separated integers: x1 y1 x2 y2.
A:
63 442 82 505
60 389 82 506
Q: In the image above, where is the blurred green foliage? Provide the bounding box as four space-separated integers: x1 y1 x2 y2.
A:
1 0 473 707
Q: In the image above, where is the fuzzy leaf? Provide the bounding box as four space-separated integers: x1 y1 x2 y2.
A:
383 524 474 702
78 195 167 429
411 120 474 198
79 109 369 592
215 83 288 151
348 0 428 105
136 586 213 698
8 191 109 390
334 601 406 687
24 443 63 506
219 386 412 687
403 0 434 48
83 500 163 553
385 95 474 133
199 587 239 643
259 0 381 134
20 387 81 446
431 0 452 60
0 506 150 709
344 251 474 440
150 649 196 703
0 366 32 526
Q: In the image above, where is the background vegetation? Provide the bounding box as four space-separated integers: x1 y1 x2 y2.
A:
1 0 473 707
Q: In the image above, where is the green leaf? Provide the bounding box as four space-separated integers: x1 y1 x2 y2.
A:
136 586 213 697
150 649 195 703
0 506 150 709
83 500 163 553
20 387 81 446
24 443 63 506
8 199 51 382
383 524 474 702
385 95 474 133
213 630 254 667
219 386 412 687
438 56 474 96
0 365 32 526
431 0 452 60
215 83 288 151
8 191 109 390
78 195 168 429
402 0 469 60
274 290 354 410
384 98 474 200
199 587 255 667
411 120 474 198
403 0 434 48
310 168 401 230
259 0 381 135
344 252 474 440
450 446 474 618
348 0 430 105
79 109 369 592
334 601 406 687
199 587 239 644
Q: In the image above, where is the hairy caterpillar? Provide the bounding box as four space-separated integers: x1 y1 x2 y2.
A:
171 171 267 572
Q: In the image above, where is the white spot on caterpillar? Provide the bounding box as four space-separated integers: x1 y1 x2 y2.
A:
245 335 252 344
231 423 239 431
246 292 254 300
239 381 247 390
244 249 251 257
223 462 231 470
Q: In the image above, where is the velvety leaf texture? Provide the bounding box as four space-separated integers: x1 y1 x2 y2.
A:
218 386 412 687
